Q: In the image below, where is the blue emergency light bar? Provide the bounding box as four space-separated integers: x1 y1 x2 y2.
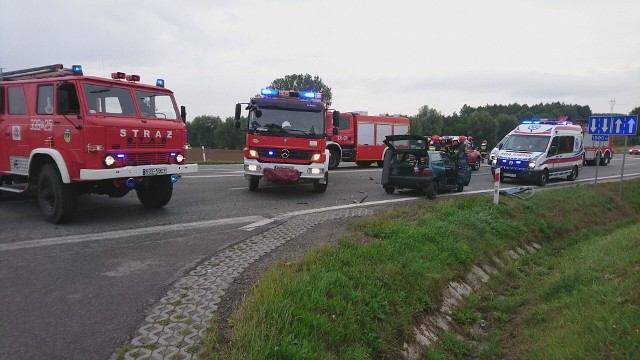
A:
71 65 83 75
521 119 573 125
260 88 322 100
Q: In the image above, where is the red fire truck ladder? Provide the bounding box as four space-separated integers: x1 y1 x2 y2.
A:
0 64 76 81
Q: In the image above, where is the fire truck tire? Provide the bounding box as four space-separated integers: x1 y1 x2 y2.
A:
136 175 173 208
38 164 77 224
328 149 340 170
313 174 328 193
376 161 384 167
600 153 610 166
355 161 372 167
248 176 260 191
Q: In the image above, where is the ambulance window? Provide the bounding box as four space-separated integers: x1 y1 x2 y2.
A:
8 86 26 115
0 87 4 114
339 116 350 130
37 85 55 115
57 83 80 115
559 136 574 154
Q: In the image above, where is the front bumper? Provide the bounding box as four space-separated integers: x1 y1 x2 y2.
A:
80 163 198 180
243 158 327 182
493 166 542 181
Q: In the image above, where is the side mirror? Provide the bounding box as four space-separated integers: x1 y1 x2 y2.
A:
332 111 340 127
180 106 187 123
234 103 241 121
498 143 503 150
255 108 262 118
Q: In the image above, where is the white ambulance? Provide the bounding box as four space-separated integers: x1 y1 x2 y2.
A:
491 120 584 186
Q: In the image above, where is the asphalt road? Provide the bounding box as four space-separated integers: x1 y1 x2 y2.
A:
2 156 640 359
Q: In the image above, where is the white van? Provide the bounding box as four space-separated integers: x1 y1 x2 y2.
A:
491 120 584 186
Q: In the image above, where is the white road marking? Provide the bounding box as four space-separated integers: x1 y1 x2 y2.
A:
0 216 267 252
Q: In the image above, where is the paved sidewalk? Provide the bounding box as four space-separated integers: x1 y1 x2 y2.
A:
115 208 372 360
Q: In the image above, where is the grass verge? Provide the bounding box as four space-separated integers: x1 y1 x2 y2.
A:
208 179 640 359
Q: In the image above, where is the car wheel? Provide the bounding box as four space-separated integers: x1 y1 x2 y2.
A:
248 176 260 191
384 186 395 194
538 170 548 186
456 184 464 192
328 149 340 170
425 181 438 200
567 166 578 181
473 157 481 171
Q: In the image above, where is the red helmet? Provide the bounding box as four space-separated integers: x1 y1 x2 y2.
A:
468 136 474 141
459 135 467 143
431 134 440 142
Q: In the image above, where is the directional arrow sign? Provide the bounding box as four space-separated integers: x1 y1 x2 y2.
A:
588 115 638 135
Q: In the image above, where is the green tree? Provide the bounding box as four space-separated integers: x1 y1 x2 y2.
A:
410 105 444 136
270 74 332 106
187 115 222 148
213 117 246 149
495 114 519 143
466 111 497 146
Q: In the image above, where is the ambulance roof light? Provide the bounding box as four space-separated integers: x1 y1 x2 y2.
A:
261 88 278 96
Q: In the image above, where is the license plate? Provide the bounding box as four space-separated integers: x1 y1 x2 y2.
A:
143 167 167 176
274 165 294 169
504 172 516 178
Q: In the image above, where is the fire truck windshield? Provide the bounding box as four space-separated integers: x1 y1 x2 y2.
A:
83 84 177 119
249 107 324 138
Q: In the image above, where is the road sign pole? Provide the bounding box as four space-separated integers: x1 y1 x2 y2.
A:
619 136 628 199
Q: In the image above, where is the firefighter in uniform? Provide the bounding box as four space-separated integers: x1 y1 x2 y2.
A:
480 139 488 160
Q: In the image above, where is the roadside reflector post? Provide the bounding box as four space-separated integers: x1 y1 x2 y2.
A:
202 146 206 162
493 168 500 205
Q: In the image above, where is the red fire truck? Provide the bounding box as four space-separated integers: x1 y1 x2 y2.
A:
0 64 197 223
234 89 339 192
325 112 410 169
576 119 614 166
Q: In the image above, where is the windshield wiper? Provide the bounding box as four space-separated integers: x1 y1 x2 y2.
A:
285 128 314 138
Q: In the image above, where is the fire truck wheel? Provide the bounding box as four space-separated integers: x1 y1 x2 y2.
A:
136 176 173 208
376 161 384 167
312 174 328 193
248 176 260 191
600 153 610 166
328 149 340 170
38 164 77 224
355 161 372 167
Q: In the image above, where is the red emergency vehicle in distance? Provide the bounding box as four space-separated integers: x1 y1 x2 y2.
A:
326 112 410 169
234 88 339 192
575 118 614 166
0 64 197 223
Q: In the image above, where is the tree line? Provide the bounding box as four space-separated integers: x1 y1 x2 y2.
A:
186 74 640 149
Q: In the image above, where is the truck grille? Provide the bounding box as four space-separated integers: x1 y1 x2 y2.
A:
122 152 170 166
257 148 315 160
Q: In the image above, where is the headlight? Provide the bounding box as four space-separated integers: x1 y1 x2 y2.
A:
176 154 185 164
104 155 116 167
528 161 536 169
311 153 322 161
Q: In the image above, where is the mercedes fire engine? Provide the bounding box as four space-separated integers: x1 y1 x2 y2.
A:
325 112 410 169
0 64 197 223
234 89 339 192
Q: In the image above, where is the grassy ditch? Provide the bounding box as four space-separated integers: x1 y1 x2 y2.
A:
205 179 640 359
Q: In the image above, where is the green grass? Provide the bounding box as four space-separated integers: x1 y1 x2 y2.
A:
209 180 640 359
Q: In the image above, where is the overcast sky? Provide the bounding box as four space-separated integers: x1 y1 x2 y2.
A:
2 0 639 120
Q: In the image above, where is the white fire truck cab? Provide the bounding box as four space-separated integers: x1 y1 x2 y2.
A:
0 64 197 223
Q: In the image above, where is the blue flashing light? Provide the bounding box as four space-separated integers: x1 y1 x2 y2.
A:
261 88 279 96
71 65 83 75
126 178 136 188
267 150 275 156
300 91 316 99
116 153 125 158
156 79 165 87
170 152 177 156
170 174 179 183
515 160 521 165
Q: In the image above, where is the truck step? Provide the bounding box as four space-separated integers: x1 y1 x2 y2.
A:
0 184 29 193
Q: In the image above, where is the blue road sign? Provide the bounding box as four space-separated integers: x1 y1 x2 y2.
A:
592 134 609 142
588 115 638 135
